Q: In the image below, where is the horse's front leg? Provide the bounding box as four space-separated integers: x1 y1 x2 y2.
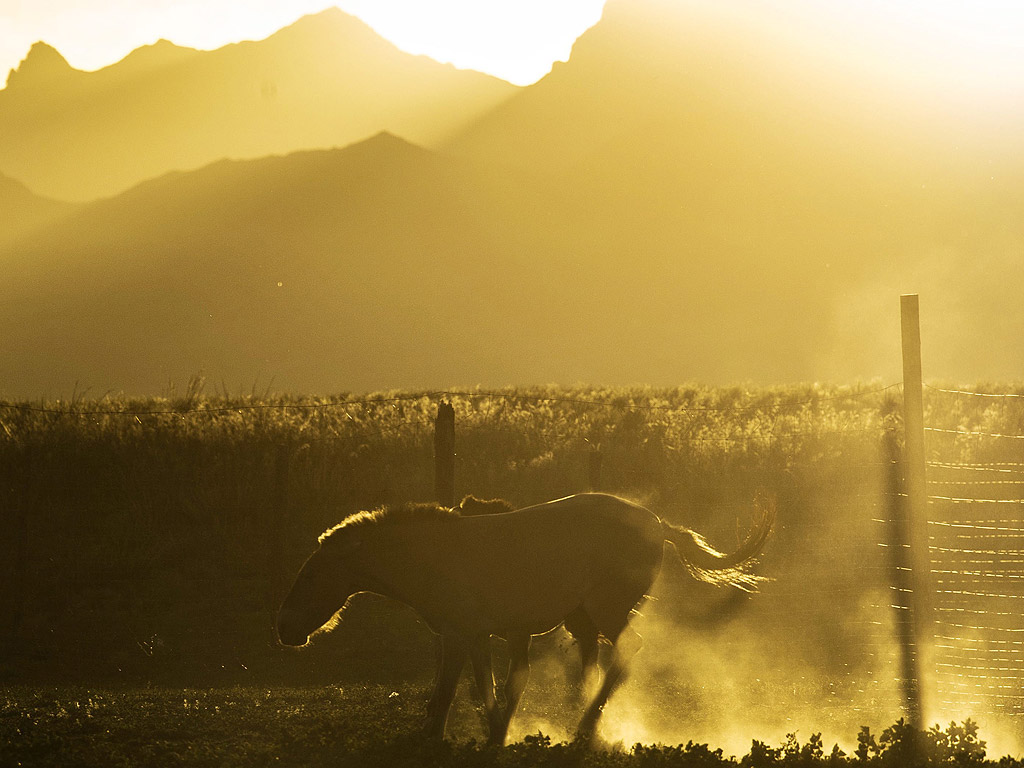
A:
423 634 467 740
468 634 504 745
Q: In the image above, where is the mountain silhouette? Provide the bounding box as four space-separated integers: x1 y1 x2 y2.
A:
2 1 1024 397
0 8 515 201
0 133 557 396
444 0 1024 382
4 42 85 90
0 172 73 245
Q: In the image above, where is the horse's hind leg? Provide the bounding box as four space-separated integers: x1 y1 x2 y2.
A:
423 635 468 740
468 635 503 744
576 624 643 743
564 608 600 703
497 632 532 743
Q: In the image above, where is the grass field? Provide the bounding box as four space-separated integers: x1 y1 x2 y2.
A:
1 683 435 768
2 382 1024 764
0 683 1010 767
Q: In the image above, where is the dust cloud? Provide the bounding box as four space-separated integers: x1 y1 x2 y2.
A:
498 595 1021 758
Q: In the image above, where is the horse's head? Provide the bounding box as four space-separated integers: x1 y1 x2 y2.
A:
277 535 362 647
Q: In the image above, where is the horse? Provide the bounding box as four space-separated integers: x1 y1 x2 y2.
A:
276 492 773 745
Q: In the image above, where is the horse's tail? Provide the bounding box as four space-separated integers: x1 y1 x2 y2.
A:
661 493 775 592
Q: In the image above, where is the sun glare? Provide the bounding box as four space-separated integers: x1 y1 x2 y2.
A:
335 0 606 85
762 0 1024 99
4 0 1023 93
1 1 606 87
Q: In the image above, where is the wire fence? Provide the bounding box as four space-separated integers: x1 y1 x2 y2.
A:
8 376 1023 721
923 384 1024 716
5 288 1024 732
0 381 909 693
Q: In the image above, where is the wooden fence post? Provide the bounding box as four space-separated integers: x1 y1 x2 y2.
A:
898 293 929 729
884 427 923 732
434 401 455 507
430 402 456 688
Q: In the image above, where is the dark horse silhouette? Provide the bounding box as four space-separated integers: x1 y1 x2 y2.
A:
277 492 773 744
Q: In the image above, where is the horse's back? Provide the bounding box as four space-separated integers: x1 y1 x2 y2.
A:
514 492 659 528
509 493 663 552
534 493 665 587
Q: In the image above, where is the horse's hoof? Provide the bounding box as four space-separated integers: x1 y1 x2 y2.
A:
420 720 445 741
574 721 603 749
488 726 508 747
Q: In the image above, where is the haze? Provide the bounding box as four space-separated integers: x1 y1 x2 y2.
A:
1 0 1023 397
5 1 1024 756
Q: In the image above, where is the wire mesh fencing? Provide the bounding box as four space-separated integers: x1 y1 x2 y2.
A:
923 385 1024 718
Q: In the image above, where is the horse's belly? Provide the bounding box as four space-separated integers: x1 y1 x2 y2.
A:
471 571 594 636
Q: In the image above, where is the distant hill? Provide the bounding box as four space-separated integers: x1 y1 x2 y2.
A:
0 133 562 396
0 9 515 201
0 172 74 244
444 0 1024 383
3 1 1024 397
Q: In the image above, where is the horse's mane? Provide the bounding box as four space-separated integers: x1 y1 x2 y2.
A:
319 501 459 543
318 496 514 544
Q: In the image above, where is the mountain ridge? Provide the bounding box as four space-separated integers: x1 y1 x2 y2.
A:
5 41 82 89
0 171 74 244
3 0 1024 395
0 8 516 201
447 0 1024 383
0 131 540 397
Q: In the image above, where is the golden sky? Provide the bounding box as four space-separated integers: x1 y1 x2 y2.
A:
2 1 1023 93
760 0 1024 99
0 1 606 86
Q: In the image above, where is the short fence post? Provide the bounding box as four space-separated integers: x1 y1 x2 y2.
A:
898 293 929 731
434 402 456 507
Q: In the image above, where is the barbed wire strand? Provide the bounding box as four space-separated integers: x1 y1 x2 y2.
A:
926 385 1024 399
925 426 1024 440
